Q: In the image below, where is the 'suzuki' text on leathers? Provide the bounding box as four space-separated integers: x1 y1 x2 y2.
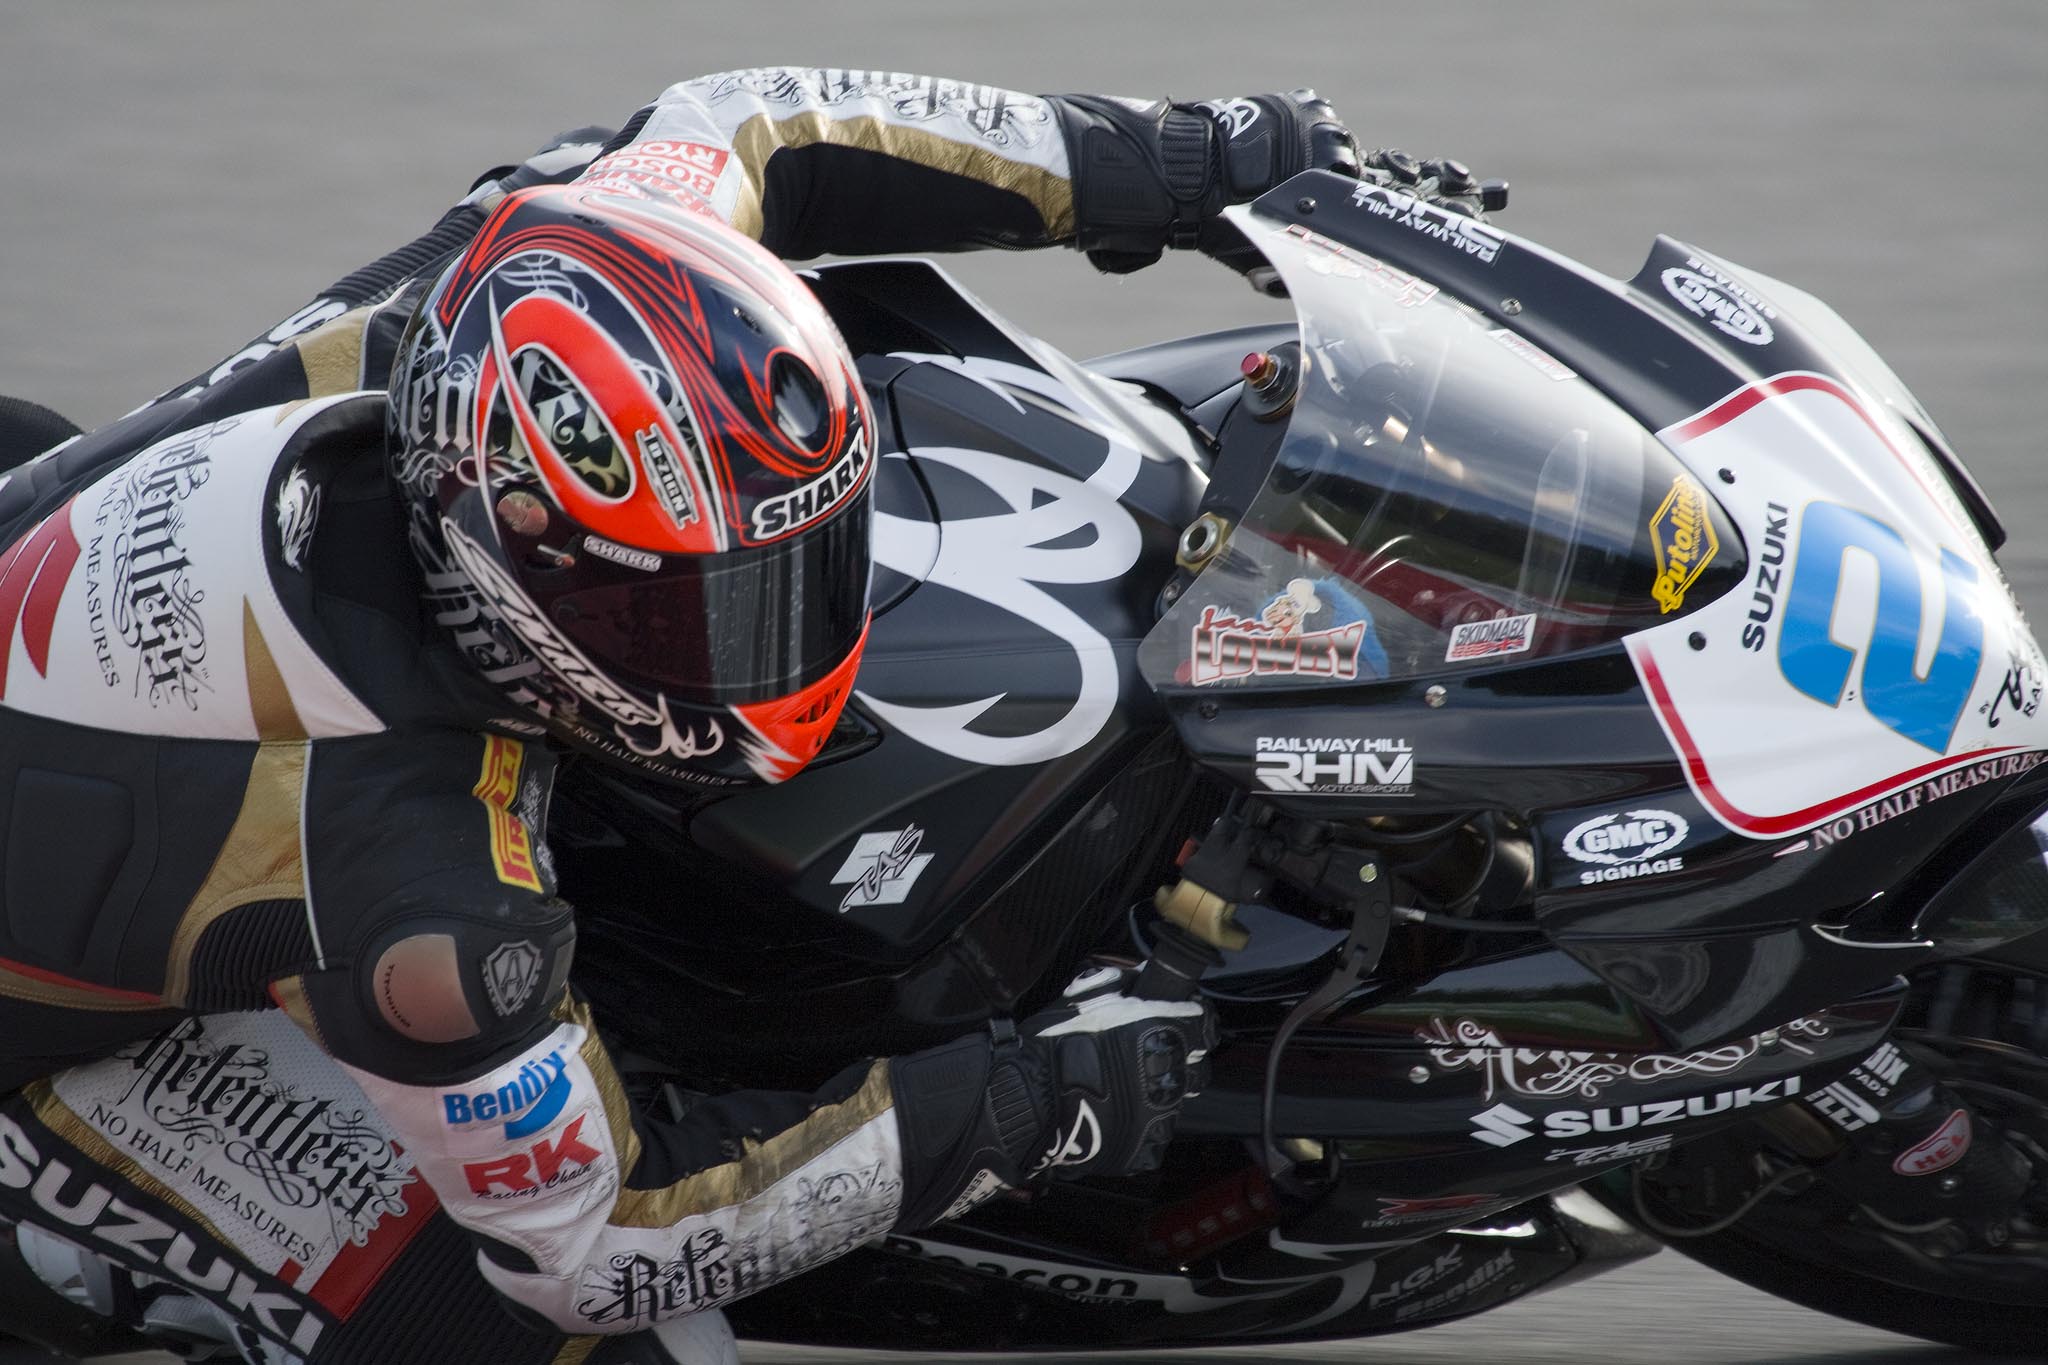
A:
0 68 1342 1346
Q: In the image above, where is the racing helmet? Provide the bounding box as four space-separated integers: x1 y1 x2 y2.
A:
389 183 874 785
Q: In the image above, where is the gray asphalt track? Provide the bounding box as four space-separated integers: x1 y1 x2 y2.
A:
2 2 2045 1361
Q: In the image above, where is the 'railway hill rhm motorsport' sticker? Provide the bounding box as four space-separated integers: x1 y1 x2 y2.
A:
1253 736 1415 797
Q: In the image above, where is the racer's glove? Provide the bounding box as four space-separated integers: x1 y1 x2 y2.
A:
1058 88 1362 273
1013 964 1215 1179
889 966 1217 1228
1356 147 1510 221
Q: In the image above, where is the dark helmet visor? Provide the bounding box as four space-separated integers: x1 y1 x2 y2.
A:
543 499 872 704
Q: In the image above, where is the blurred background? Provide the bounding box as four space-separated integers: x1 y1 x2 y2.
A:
1 3 2043 1360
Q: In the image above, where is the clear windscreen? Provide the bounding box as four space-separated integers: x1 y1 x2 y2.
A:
1138 213 1743 692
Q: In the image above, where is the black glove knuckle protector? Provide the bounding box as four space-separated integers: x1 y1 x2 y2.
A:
1018 973 1216 1181
1362 147 1509 219
890 969 1217 1228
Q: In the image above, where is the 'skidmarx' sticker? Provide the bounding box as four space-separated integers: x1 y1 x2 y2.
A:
475 735 543 891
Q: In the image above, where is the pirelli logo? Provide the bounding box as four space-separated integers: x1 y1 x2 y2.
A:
474 736 542 892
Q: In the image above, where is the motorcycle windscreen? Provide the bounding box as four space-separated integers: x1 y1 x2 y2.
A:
1138 212 1744 692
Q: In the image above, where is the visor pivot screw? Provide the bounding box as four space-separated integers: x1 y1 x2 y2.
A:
1688 632 1708 651
1241 351 1281 390
1296 196 1317 214
1718 468 1737 484
1501 298 1523 316
497 489 550 537
1359 863 1379 884
1178 513 1232 571
1198 701 1220 720
1408 1066 1430 1085
1425 685 1448 709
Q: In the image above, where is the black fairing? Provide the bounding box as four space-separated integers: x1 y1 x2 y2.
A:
1147 176 2048 1043
550 229 2048 1350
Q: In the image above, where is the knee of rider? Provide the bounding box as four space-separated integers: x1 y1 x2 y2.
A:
363 911 575 1054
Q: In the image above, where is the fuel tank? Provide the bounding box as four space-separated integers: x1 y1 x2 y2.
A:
558 260 1217 1084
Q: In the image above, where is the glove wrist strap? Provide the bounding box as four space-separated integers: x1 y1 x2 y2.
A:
1056 94 1221 271
889 1030 1051 1230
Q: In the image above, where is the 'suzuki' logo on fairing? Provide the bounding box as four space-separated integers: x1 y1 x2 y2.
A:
1469 1075 1804 1148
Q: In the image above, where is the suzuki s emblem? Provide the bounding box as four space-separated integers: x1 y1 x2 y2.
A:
831 825 935 911
1470 1103 1535 1148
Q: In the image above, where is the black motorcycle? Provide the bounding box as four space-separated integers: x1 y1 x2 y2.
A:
13 169 2048 1357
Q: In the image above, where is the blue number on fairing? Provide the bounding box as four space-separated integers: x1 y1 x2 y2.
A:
1777 501 1983 753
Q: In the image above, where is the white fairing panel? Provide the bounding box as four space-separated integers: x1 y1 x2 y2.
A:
0 398 383 739
1627 371 2048 837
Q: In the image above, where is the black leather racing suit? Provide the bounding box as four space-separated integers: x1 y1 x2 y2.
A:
0 69 1332 1357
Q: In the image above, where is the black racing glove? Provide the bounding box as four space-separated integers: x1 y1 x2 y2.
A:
889 966 1217 1228
1058 88 1361 273
1013 964 1215 1180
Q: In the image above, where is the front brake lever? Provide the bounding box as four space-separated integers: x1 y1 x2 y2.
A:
1259 851 1394 1184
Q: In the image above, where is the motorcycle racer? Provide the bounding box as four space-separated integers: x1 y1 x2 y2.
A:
0 69 1389 1362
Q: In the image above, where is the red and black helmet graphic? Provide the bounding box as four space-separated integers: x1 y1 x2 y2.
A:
390 182 875 785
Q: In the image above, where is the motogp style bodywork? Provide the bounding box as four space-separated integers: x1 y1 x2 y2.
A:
540 175 2048 1350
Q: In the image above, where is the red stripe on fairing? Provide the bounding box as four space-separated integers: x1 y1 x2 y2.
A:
0 952 162 1004
1634 645 2020 837
1664 371 1966 536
